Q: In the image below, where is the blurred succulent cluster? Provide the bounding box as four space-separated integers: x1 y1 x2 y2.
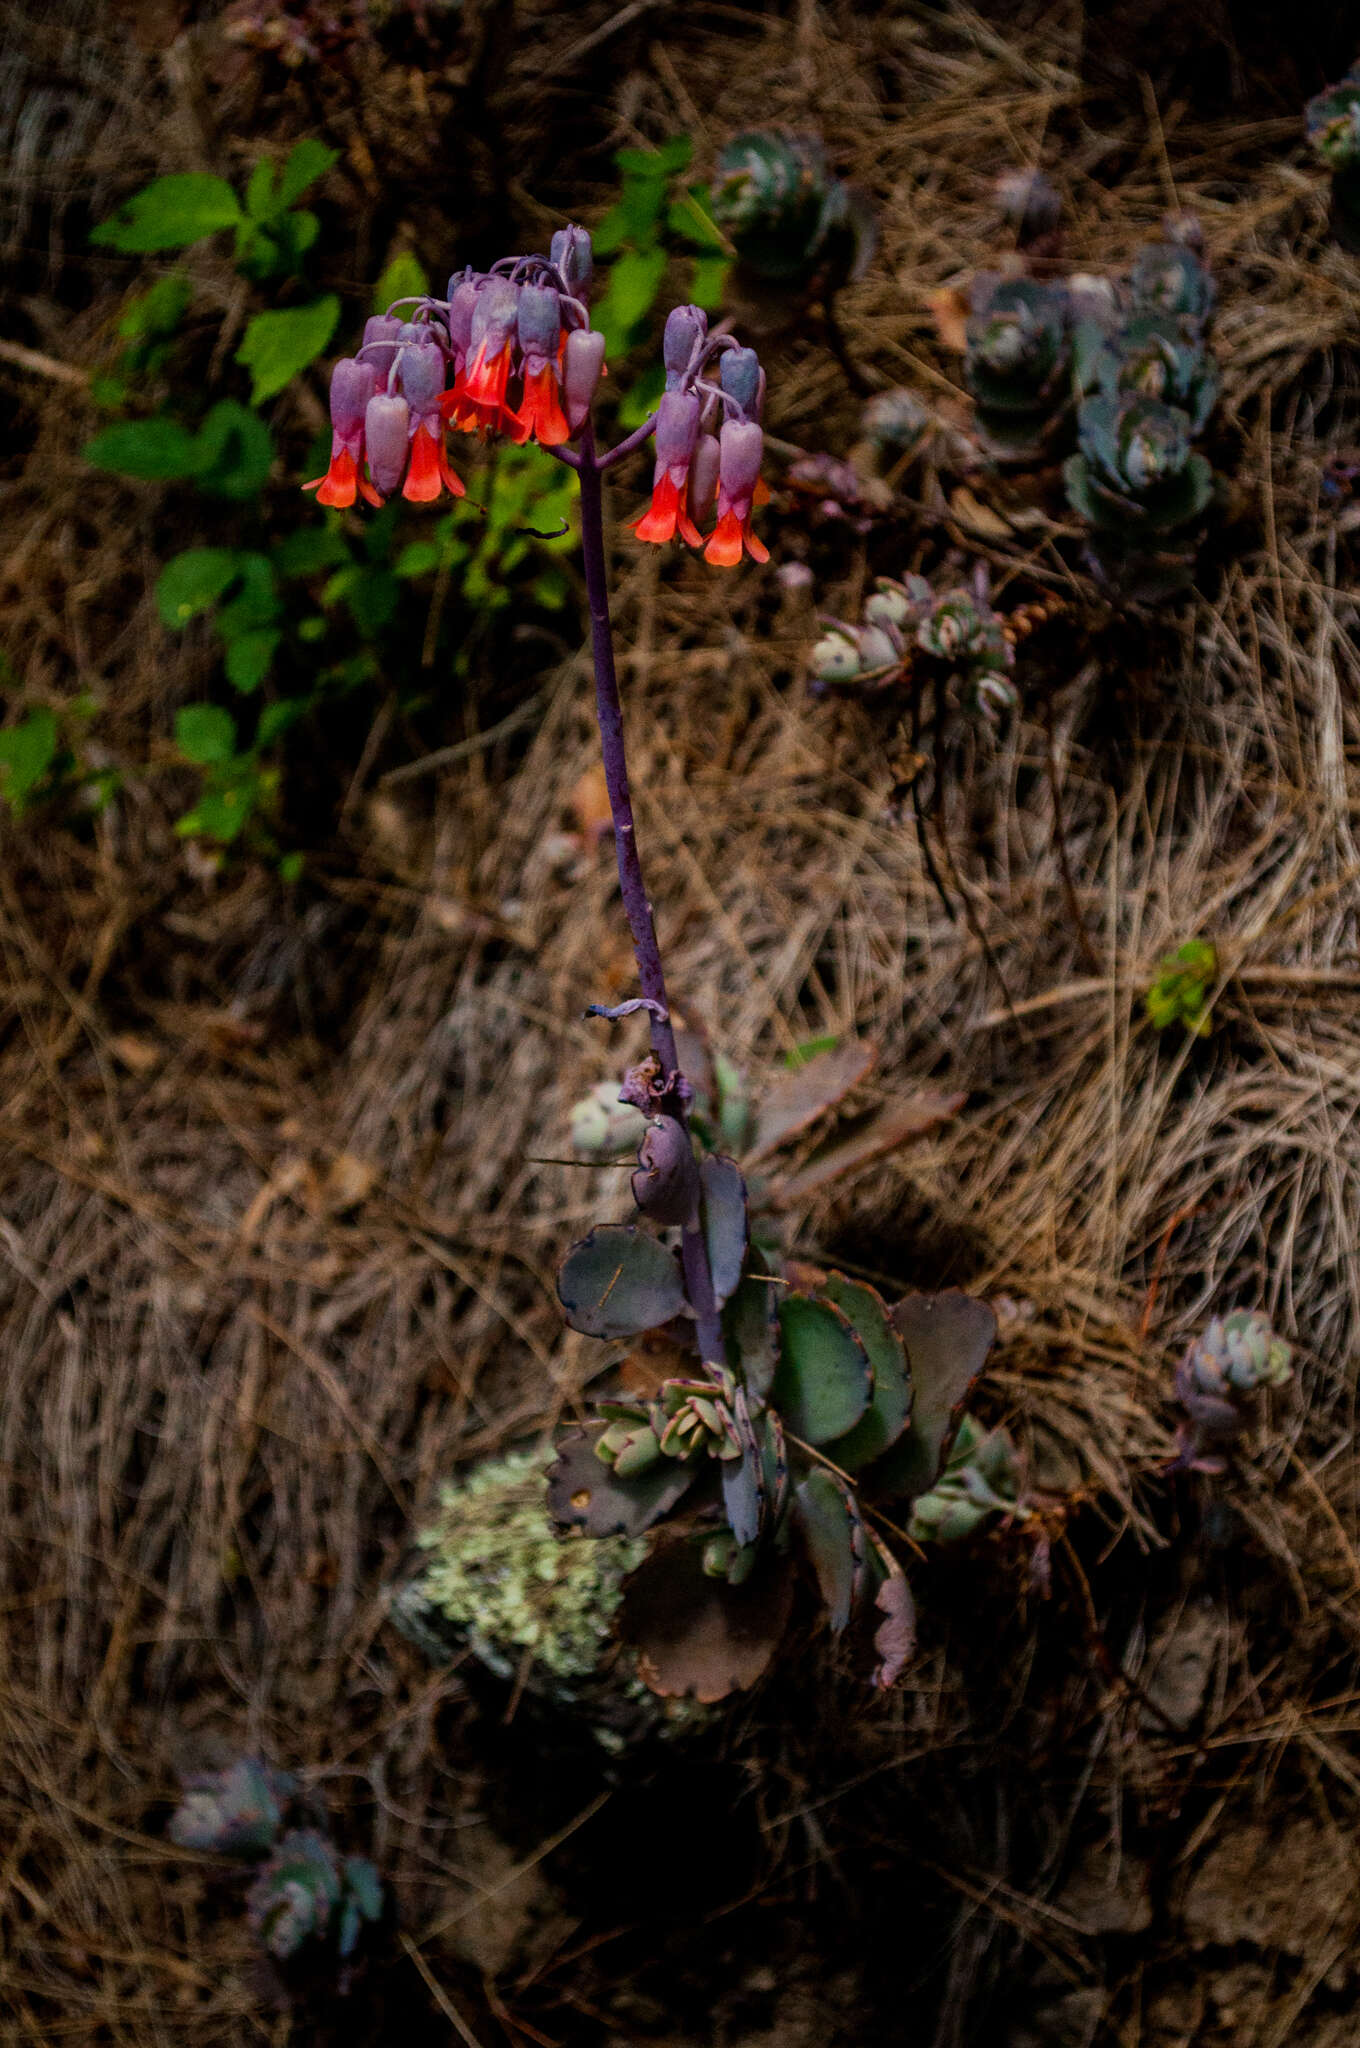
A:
964 277 1073 464
223 0 460 69
808 565 1019 719
1065 234 1218 591
909 1414 1024 1544
552 1033 995 1702
1172 1310 1292 1474
1306 65 1360 248
710 132 875 296
167 1757 383 1974
1144 938 1218 1036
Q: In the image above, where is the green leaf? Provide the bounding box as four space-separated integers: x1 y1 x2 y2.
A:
174 703 237 765
277 138 339 211
669 186 727 251
257 698 309 744
236 296 339 405
394 539 443 579
244 158 278 222
772 1294 872 1445
689 253 731 314
817 1274 911 1470
278 851 304 883
596 247 668 352
794 1469 863 1632
92 173 242 252
194 401 274 499
0 710 59 809
179 775 256 842
617 360 666 430
83 418 204 481
117 273 192 343
556 1224 687 1339
215 553 279 639
700 1155 748 1309
373 249 429 315
616 136 693 176
273 527 348 579
224 630 280 693
156 549 242 628
326 564 397 636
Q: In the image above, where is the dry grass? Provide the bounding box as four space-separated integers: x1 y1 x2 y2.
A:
3 1 1360 2042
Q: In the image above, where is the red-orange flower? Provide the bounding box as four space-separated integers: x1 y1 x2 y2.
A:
702 419 769 569
632 472 702 547
402 419 466 502
513 362 571 447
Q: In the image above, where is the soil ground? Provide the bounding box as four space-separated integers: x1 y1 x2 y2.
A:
2 2 1360 2043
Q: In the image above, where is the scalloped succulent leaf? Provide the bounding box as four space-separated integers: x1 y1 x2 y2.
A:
700 1154 749 1308
746 1037 876 1162
721 1387 764 1548
619 1539 795 1701
794 1467 865 1632
168 1757 291 1858
722 1254 781 1402
768 1089 965 1211
872 1291 997 1502
546 1425 697 1537
557 1224 687 1339
247 1829 342 1960
818 1273 912 1470
772 1292 872 1445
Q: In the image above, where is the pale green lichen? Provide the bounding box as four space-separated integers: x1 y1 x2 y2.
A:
394 1451 647 1687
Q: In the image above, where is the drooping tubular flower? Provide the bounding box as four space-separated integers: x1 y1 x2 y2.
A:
705 419 769 566
451 278 521 437
303 357 381 508
632 391 703 545
509 284 569 448
392 334 466 501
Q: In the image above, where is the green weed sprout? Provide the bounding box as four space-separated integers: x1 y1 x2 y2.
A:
1144 939 1218 1036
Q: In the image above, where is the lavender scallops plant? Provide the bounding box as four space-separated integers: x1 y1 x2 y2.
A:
305 227 997 1703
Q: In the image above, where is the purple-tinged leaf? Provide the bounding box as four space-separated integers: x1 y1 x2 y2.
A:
721 1386 763 1547
871 1553 917 1690
722 1254 781 1402
875 1291 998 1502
557 1224 687 1339
619 1541 794 1702
745 1038 877 1163
546 1425 697 1537
769 1091 966 1208
631 1115 700 1225
700 1153 748 1307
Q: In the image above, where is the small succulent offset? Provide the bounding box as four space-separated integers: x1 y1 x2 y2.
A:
1074 313 1218 436
710 131 874 295
248 1830 383 1962
167 1758 383 1972
1063 396 1214 585
909 1414 1023 1544
963 276 1072 464
809 565 1019 719
1306 66 1360 248
1171 1310 1292 1474
1144 938 1218 1036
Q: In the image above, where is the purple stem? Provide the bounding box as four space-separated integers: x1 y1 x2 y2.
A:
575 418 726 1368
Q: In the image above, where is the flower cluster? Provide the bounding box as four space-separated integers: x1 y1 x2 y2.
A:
305 225 605 509
304 224 770 569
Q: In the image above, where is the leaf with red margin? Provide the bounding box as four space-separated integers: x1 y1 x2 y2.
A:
874 1290 997 1501
546 1426 697 1537
745 1038 877 1163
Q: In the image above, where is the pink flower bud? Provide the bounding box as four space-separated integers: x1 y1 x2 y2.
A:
663 304 707 384
329 357 377 452
364 393 410 496
393 340 445 420
550 225 593 296
446 278 481 358
563 327 606 429
718 418 763 508
516 283 561 365
469 278 519 360
719 345 763 420
654 390 700 475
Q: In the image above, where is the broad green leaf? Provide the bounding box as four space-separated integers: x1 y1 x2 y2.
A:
556 1224 687 1339
277 138 339 211
174 703 236 765
257 698 309 744
224 629 280 693
194 401 274 500
244 159 277 221
273 527 347 579
689 253 731 313
178 777 255 841
373 249 429 316
215 553 279 639
83 418 203 481
794 1469 863 1632
772 1293 871 1445
92 174 241 252
615 136 693 176
668 186 727 251
156 548 242 628
818 1274 911 1470
236 296 339 404
394 539 443 579
0 710 59 808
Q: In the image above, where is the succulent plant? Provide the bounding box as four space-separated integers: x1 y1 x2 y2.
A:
859 387 931 459
1172 1310 1292 1474
710 131 874 293
908 1414 1023 1544
1063 395 1214 580
1075 313 1218 436
248 1830 342 1960
1144 938 1218 1035
168 1757 294 1858
963 277 1072 464
1128 242 1214 330
807 568 1019 718
1306 67 1360 247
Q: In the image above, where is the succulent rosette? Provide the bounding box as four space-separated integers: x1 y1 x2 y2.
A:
1173 1310 1292 1474
964 277 1072 463
1305 67 1360 247
1078 314 1218 435
711 129 874 292
1063 394 1213 542
1128 241 1215 330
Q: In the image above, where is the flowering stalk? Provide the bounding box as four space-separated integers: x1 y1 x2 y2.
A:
304 226 770 1371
